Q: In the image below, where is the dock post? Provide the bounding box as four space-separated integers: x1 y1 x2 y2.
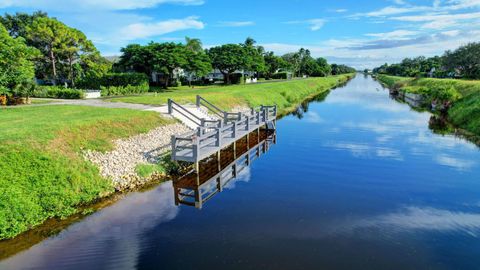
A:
233 141 237 159
174 187 180 206
171 135 176 160
217 150 221 172
195 189 202 209
217 176 223 192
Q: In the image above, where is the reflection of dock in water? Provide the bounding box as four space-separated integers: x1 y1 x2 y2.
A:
173 129 276 209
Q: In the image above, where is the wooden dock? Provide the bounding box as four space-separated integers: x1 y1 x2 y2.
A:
173 129 276 208
169 95 277 164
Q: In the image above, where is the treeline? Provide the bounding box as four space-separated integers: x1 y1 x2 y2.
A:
373 43 480 79
0 11 355 100
0 12 111 93
114 38 355 87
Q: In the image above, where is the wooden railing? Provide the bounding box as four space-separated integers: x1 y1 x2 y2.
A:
171 97 277 163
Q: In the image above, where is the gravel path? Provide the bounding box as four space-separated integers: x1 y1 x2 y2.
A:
84 123 190 190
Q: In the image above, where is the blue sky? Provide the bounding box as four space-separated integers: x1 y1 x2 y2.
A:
1 0 479 68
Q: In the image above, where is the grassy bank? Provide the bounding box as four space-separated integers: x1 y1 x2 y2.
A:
376 74 480 136
0 106 172 240
108 75 355 115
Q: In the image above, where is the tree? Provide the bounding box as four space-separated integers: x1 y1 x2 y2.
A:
26 17 71 83
115 44 151 75
59 28 96 86
185 36 203 53
0 24 37 98
184 37 212 87
208 44 247 84
331 64 355 75
148 42 189 88
282 52 301 76
242 37 265 75
315 57 331 76
0 11 47 39
298 48 313 76
443 42 480 79
264 51 288 79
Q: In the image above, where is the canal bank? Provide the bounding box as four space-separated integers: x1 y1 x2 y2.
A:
2 75 480 270
375 74 480 138
0 75 354 242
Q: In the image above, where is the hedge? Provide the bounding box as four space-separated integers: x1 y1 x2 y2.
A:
33 86 85 99
271 72 289 80
100 84 149 96
77 72 149 89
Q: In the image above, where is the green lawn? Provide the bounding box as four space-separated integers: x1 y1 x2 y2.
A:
376 74 480 136
0 105 173 240
108 75 355 115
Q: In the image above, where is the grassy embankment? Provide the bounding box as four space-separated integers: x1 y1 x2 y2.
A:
0 106 172 240
108 74 355 115
0 75 353 240
377 74 480 136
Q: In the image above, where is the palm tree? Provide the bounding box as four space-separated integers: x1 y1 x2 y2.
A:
185 37 203 53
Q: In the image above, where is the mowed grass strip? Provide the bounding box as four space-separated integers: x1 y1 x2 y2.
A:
107 75 354 115
0 105 173 239
377 74 480 136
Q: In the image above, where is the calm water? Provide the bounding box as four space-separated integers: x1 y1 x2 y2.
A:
2 75 480 270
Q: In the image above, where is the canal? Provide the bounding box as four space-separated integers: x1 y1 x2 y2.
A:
2 75 480 269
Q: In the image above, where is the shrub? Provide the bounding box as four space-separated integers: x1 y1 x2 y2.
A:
100 84 149 96
34 86 85 99
271 72 289 80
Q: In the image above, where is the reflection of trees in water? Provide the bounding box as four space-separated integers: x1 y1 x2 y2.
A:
291 90 330 119
429 115 480 148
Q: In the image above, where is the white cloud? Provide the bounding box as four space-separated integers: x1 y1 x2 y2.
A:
365 30 419 39
117 16 204 41
0 0 204 10
286 19 326 31
217 21 255 27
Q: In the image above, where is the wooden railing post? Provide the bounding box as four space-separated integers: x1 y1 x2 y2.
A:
168 99 173 114
232 122 237 138
245 115 250 131
223 111 228 124
216 128 222 147
193 136 199 161
196 95 201 108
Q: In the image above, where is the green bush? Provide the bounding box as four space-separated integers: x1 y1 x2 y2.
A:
34 86 85 99
271 72 289 80
100 84 149 96
77 72 149 89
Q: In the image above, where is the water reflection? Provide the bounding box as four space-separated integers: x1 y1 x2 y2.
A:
0 184 178 269
173 129 276 208
352 206 480 236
